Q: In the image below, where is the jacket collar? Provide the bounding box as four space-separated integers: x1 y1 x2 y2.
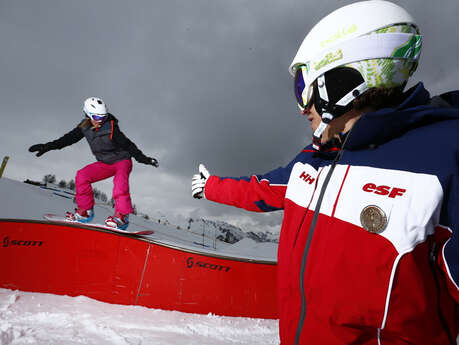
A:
344 82 459 150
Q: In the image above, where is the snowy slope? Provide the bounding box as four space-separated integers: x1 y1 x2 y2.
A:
0 288 279 345
0 177 277 261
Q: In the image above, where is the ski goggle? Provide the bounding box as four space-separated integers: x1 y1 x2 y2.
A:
86 113 107 122
294 65 314 110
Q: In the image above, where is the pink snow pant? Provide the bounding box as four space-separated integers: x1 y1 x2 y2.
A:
75 159 134 215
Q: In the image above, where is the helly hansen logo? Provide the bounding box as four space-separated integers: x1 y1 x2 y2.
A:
299 171 315 184
362 183 406 198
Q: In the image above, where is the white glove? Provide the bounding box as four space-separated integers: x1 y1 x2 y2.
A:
192 164 210 199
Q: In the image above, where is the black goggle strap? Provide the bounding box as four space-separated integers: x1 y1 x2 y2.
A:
312 75 332 150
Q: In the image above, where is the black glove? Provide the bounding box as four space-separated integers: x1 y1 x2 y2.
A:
146 157 159 168
28 143 51 157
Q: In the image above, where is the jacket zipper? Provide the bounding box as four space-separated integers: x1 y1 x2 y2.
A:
294 145 346 345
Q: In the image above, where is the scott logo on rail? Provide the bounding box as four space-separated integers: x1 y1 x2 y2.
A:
2 237 44 248
186 256 231 272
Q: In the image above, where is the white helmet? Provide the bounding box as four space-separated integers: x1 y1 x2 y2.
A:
290 0 422 150
83 97 108 121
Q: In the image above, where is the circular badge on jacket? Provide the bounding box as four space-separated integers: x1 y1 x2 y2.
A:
360 205 387 234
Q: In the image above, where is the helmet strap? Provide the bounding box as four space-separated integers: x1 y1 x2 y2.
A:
312 74 368 151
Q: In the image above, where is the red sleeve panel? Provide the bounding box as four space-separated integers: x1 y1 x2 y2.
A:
439 175 459 303
202 147 319 212
204 175 287 212
439 238 459 303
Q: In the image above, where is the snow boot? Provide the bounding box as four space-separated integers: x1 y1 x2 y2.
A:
105 212 129 230
66 208 94 223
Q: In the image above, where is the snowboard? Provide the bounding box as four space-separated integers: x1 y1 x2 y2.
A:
43 214 154 236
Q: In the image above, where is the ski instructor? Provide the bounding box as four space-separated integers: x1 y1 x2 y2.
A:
192 1 459 344
29 97 159 230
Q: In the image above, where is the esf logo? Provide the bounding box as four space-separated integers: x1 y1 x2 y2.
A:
2 237 44 248
362 183 406 198
186 257 231 272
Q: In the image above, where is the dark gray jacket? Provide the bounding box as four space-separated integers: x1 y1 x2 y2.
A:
44 114 151 165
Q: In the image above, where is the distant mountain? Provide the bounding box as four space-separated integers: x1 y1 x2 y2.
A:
181 218 278 245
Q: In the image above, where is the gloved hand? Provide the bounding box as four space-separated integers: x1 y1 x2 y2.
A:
192 164 210 199
28 143 51 157
146 157 159 167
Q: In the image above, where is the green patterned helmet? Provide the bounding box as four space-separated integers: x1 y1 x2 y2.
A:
290 0 422 150
346 24 421 89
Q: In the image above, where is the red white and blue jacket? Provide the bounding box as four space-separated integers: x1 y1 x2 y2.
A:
204 83 459 345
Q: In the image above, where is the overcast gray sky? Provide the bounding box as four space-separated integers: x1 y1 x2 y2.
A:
1 0 458 232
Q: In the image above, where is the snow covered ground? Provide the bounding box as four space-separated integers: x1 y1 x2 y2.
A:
0 289 279 345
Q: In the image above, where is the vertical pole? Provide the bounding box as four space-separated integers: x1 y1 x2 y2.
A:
202 222 205 247
0 156 9 178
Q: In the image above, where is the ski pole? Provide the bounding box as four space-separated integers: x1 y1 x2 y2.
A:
0 156 9 178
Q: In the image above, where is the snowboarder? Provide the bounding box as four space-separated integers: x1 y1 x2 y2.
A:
192 1 459 344
29 97 158 230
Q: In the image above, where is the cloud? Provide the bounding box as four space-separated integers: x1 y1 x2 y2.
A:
1 0 458 233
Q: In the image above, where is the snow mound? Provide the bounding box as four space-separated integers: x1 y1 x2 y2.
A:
0 288 279 345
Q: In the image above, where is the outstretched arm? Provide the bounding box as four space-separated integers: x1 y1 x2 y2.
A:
29 124 84 157
191 150 310 212
204 173 287 212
